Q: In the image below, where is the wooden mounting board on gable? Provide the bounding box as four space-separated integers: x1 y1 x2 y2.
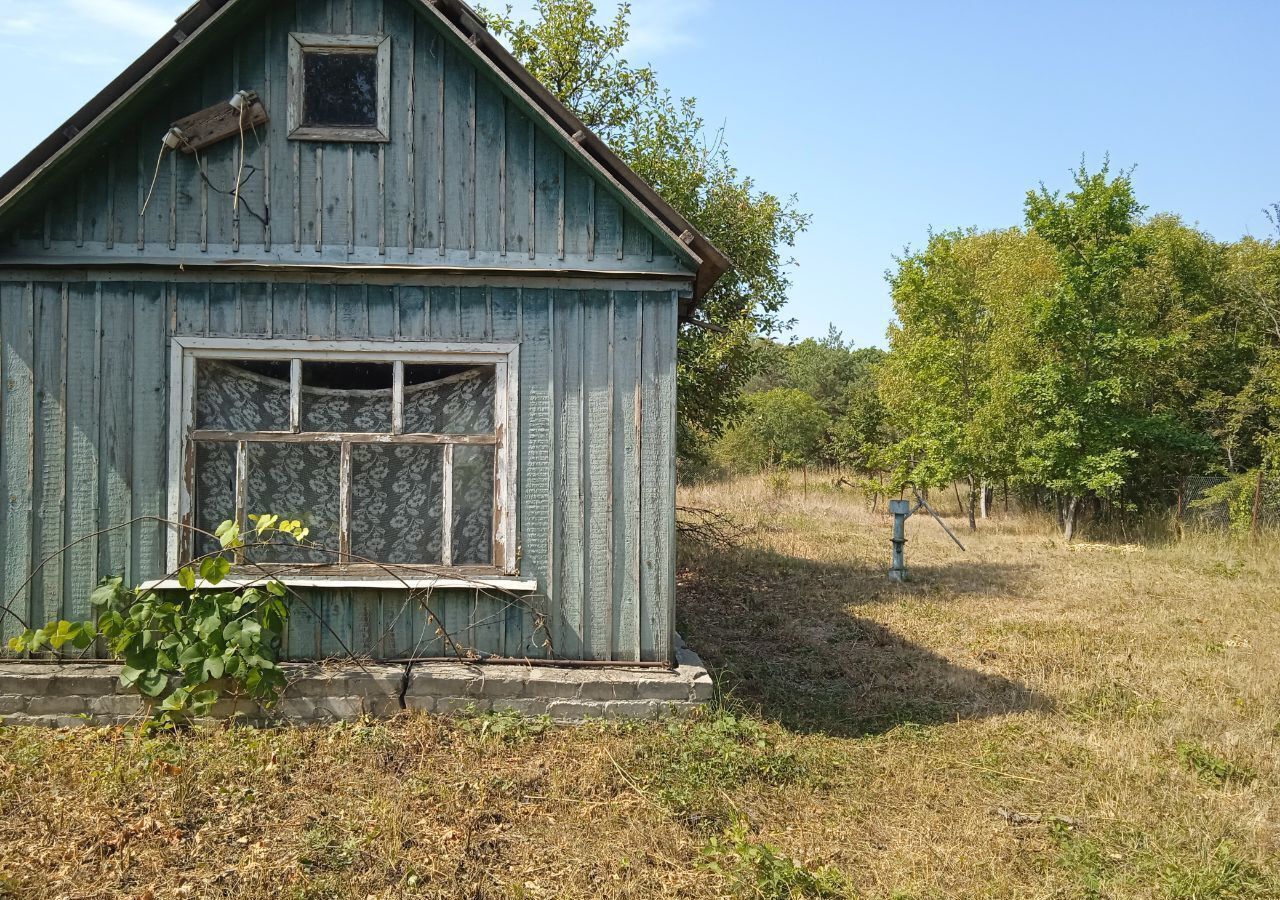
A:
172 94 269 154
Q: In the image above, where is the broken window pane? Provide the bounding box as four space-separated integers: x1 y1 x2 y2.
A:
196 359 290 432
301 361 392 433
452 445 495 566
303 50 378 128
350 444 444 565
403 365 496 434
244 443 341 565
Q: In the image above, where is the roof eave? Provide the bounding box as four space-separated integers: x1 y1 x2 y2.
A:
425 0 732 306
0 0 236 213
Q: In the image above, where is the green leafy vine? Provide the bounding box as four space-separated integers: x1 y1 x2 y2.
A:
7 514 308 727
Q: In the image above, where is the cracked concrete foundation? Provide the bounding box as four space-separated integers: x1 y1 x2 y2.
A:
0 642 713 727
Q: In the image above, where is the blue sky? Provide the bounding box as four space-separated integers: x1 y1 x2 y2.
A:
2 0 1277 348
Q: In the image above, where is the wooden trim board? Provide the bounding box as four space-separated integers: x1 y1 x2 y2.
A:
287 32 392 143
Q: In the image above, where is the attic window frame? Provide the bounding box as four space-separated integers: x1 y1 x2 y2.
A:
166 337 520 580
287 32 391 142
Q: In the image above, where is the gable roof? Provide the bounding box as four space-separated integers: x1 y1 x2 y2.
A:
0 0 731 303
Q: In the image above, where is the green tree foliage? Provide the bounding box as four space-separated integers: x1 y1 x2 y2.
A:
482 0 809 458
1216 217 1280 474
1191 471 1280 532
727 328 887 473
825 374 889 473
715 388 830 472
1021 165 1212 536
870 163 1280 538
878 228 1059 526
692 158 1278 541
749 325 884 418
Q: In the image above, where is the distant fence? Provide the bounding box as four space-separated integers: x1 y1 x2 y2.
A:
1177 474 1280 530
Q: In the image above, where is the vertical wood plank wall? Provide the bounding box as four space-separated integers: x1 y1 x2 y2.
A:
0 278 679 663
0 0 692 282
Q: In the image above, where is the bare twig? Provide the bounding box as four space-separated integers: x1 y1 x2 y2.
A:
3 513 556 668
676 506 750 551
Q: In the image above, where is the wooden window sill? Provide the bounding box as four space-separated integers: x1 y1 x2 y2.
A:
140 576 539 592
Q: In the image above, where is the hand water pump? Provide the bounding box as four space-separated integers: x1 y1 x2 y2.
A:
888 488 966 583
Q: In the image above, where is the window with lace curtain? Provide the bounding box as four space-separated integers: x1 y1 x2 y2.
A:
168 339 518 577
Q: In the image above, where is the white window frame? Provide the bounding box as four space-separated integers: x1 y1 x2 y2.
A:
166 337 519 579
287 32 392 143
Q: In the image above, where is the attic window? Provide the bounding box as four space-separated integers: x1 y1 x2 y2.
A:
288 33 391 142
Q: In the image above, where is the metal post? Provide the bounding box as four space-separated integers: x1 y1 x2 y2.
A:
889 499 910 583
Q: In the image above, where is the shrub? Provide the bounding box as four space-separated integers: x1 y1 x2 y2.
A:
8 515 305 727
715 389 831 473
1190 471 1280 532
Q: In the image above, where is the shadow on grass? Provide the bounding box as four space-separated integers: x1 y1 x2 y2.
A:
677 547 1050 737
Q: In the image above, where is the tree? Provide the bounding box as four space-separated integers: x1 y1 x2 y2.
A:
749 326 883 417
1119 216 1244 492
741 328 888 473
878 228 1057 528
1020 163 1208 538
482 0 810 460
1208 212 1280 520
1208 238 1277 472
715 389 830 472
825 378 887 474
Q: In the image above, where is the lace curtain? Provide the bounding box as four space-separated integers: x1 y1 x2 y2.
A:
195 361 290 431
350 444 443 564
193 360 497 566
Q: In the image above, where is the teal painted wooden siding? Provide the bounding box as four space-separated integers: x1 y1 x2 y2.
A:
0 0 694 280
0 276 678 662
0 0 689 665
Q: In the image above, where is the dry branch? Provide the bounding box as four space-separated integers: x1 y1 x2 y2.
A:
676 506 750 551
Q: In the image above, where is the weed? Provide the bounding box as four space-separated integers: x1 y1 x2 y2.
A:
1160 844 1275 899
700 822 853 899
299 824 360 872
325 717 394 748
456 707 551 745
883 721 936 743
0 733 45 770
1176 742 1255 787
1049 819 1111 895
285 884 344 900
1204 560 1246 580
634 707 805 828
1069 681 1163 723
766 469 791 496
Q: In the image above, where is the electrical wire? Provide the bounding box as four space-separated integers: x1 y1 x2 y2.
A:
232 93 247 213
139 139 169 218
142 97 269 231
183 137 270 229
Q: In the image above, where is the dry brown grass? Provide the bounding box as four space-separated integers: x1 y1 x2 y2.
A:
2 473 1278 899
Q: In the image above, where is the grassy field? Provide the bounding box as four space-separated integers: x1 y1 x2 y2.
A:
2 474 1278 899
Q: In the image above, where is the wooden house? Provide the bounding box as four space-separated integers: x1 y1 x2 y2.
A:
0 0 729 664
